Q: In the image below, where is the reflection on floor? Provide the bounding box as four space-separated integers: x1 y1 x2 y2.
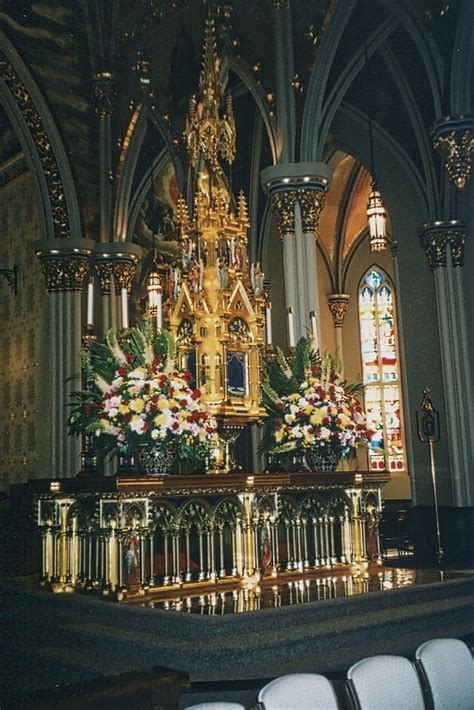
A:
128 565 461 615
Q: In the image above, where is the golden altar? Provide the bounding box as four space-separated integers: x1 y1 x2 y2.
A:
33 471 388 599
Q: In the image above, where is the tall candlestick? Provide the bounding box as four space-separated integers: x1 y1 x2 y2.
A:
86 278 94 326
287 307 295 348
121 287 129 330
309 309 319 350
157 287 162 330
265 303 273 345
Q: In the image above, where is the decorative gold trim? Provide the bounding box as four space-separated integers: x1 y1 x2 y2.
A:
419 224 465 270
297 187 326 234
269 190 297 237
0 53 70 238
38 254 90 293
327 293 350 328
92 71 116 120
433 129 474 190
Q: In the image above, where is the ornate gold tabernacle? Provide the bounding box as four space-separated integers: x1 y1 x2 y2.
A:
163 18 267 469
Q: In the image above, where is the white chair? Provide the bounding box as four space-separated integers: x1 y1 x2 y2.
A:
257 672 339 709
186 704 246 710
346 655 424 709
415 638 474 709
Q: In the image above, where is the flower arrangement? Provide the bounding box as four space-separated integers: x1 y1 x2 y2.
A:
68 320 216 465
262 338 371 462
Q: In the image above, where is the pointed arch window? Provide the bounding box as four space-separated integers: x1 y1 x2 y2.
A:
358 268 406 472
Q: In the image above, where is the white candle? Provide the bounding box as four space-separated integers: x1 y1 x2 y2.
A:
287 307 295 348
265 303 273 345
86 278 94 326
157 287 162 330
310 309 319 349
121 287 129 330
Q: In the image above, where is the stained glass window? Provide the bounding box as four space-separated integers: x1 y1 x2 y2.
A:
358 268 406 472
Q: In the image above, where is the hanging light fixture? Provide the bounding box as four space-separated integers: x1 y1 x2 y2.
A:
364 43 387 252
147 158 163 329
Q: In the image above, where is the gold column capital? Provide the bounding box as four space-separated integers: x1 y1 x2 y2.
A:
92 71 116 120
419 221 466 270
432 118 474 190
269 190 297 237
110 260 138 294
327 293 350 328
37 253 91 293
296 187 327 234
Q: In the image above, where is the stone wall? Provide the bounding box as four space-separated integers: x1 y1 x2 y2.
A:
0 168 50 491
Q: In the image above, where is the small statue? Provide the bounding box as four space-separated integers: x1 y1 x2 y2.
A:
217 257 229 290
250 261 264 296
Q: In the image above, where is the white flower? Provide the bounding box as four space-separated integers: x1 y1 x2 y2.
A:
130 417 147 435
128 367 146 380
320 426 331 440
151 429 159 440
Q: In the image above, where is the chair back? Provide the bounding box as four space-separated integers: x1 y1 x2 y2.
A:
347 655 424 709
257 672 338 709
415 638 474 709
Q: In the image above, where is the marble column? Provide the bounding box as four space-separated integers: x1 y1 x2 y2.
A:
420 220 473 506
327 294 350 360
261 163 331 342
34 239 95 479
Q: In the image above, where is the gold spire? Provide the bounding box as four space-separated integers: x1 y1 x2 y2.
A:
184 16 236 175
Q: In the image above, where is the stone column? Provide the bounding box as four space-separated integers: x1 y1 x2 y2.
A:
262 163 331 342
327 294 350 360
34 239 95 479
269 0 295 162
420 220 473 507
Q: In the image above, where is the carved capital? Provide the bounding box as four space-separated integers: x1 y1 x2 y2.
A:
92 72 116 120
296 188 327 234
93 261 115 295
327 294 350 328
37 254 91 293
0 53 70 238
111 260 138 294
269 190 297 237
419 222 466 270
433 120 474 190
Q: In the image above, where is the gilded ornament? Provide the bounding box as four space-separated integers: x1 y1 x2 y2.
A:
297 188 326 234
112 261 138 294
419 224 465 270
433 129 474 190
93 260 115 295
0 54 70 239
91 72 116 120
38 255 90 293
269 190 297 237
327 294 350 328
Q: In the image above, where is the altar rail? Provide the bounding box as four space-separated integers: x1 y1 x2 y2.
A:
32 471 389 597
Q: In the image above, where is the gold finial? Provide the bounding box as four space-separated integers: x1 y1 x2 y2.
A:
238 191 249 223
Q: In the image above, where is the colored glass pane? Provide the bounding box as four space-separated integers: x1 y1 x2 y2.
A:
358 269 406 471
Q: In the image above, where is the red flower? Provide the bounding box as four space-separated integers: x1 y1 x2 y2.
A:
172 422 179 430
125 353 135 363
276 402 284 410
191 389 201 400
117 367 127 377
180 399 188 407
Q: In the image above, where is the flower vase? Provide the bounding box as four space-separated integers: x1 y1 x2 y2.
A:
137 446 175 476
305 447 340 472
